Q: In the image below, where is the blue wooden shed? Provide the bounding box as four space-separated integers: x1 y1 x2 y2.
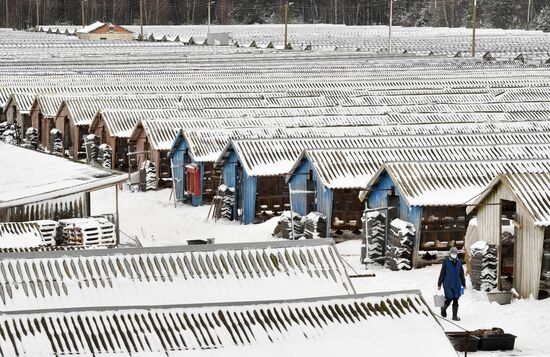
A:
168 130 224 207
360 162 496 267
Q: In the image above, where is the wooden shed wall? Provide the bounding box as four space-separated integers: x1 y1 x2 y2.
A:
475 183 545 298
0 193 88 222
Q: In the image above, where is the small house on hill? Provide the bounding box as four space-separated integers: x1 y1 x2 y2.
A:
76 21 133 41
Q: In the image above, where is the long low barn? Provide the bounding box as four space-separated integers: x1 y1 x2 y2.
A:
0 239 354 312
0 290 456 357
0 142 126 222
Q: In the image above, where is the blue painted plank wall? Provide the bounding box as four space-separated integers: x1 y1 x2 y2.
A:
288 158 311 216
223 151 239 220
170 141 187 202
242 170 257 224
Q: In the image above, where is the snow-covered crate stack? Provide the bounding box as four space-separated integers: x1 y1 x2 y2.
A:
24 127 38 150
49 129 62 155
469 240 486 290
84 134 100 164
0 222 46 249
99 143 112 169
0 122 7 138
275 211 303 239
59 218 116 246
140 160 157 191
481 243 498 292
303 211 326 239
366 210 386 264
34 220 59 246
218 184 235 220
385 218 415 271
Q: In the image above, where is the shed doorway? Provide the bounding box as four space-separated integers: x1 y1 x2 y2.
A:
499 199 517 291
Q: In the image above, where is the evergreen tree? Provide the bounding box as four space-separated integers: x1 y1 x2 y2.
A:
533 5 550 32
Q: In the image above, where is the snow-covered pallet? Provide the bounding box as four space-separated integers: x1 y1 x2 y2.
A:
58 217 116 246
0 222 46 248
33 220 58 246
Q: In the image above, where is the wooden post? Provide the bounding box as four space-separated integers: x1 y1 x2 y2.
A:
81 0 85 27
139 0 144 40
284 0 288 49
5 0 8 27
472 0 477 57
389 0 393 54
334 0 337 24
207 0 211 35
115 185 120 246
36 0 40 28
526 0 532 30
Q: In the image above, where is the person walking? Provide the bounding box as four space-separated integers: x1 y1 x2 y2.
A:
438 246 466 321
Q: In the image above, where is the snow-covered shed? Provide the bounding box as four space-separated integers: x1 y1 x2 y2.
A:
362 160 550 268
0 239 354 311
0 290 456 356
286 144 550 238
0 142 126 222
3 93 35 136
467 172 550 299
76 21 133 41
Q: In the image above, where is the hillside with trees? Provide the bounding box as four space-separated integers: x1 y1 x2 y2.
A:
3 0 550 32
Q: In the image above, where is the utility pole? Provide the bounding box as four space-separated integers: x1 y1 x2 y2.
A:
81 0 85 27
389 0 393 54
207 0 211 36
334 0 337 24
36 0 39 29
472 0 477 57
284 0 289 49
139 0 144 40
5 0 8 28
526 0 532 30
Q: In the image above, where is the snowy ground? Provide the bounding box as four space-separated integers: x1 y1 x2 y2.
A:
92 188 550 356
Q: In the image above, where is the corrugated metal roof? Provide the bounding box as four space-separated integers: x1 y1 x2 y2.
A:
0 239 353 312
185 126 550 163
221 134 550 177
375 160 550 206
473 173 550 226
292 145 550 190
0 290 455 357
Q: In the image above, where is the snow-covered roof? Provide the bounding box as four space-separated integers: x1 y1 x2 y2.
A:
0 239 354 312
470 172 550 226
216 133 550 177
286 144 550 190
0 290 456 357
76 21 107 34
366 160 550 207
0 143 127 208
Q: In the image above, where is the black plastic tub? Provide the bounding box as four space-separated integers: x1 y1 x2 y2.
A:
478 334 516 351
187 239 208 245
445 332 480 352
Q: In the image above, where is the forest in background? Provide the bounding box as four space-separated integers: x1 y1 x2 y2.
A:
3 0 550 32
